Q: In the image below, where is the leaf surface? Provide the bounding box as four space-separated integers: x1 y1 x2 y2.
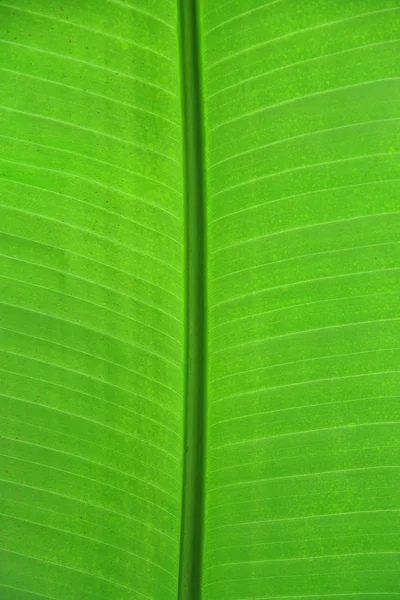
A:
0 1 400 600
0 1 185 599
201 1 400 598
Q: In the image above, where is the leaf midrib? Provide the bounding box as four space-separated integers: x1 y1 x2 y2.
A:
178 2 206 600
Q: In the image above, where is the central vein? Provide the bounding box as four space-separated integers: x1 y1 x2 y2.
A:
178 1 206 599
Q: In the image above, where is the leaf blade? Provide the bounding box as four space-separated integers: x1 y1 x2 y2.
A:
0 1 185 599
202 1 400 598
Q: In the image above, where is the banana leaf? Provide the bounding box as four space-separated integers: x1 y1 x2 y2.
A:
0 1 399 599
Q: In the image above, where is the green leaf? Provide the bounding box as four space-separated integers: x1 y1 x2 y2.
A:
0 1 399 599
0 1 184 599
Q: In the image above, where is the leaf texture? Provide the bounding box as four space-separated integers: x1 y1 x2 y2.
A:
201 0 400 598
0 1 400 600
0 1 185 599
